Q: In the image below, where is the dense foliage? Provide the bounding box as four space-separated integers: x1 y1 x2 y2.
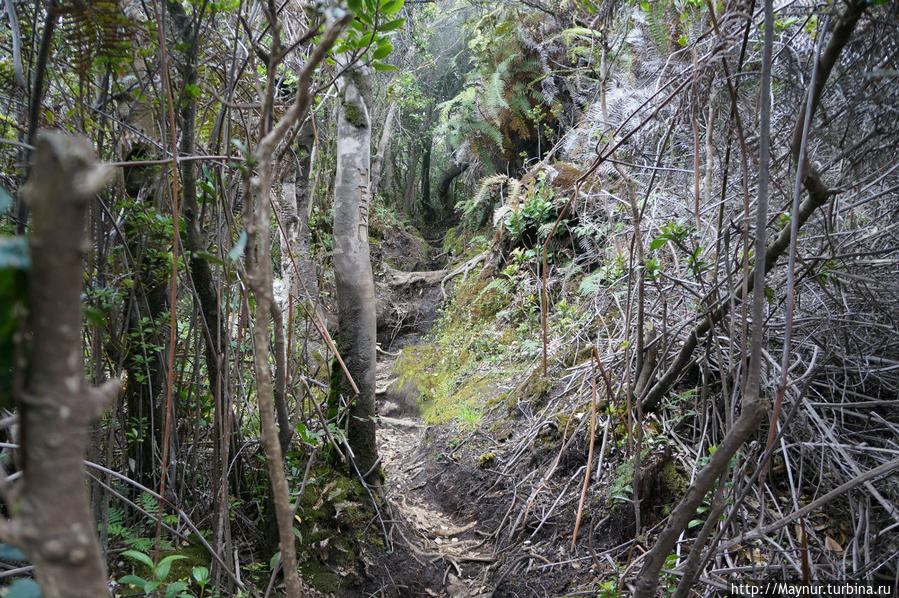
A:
0 0 897 596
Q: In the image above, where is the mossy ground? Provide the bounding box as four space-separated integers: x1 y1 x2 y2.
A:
388 275 538 429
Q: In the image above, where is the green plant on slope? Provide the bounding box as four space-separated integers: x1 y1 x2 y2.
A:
118 549 191 597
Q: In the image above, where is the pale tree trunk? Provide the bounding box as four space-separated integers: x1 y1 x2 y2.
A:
369 100 397 199
273 120 318 454
332 68 380 485
276 119 320 322
243 16 350 597
1 132 118 598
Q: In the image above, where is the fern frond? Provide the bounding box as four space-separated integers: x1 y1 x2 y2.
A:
507 178 521 209
641 1 670 53
468 174 509 214
57 1 134 78
578 271 602 297
470 120 506 149
479 278 513 301
485 58 513 117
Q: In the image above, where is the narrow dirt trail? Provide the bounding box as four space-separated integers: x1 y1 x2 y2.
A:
373 260 497 597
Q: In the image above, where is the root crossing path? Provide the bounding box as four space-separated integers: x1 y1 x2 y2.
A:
373 258 496 597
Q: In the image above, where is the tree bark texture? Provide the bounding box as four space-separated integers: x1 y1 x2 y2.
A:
437 162 469 215
333 69 380 485
369 100 397 199
245 171 303 597
4 131 118 598
169 2 240 573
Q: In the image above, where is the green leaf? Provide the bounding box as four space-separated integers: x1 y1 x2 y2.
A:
164 581 191 598
119 574 150 589
269 551 281 571
228 230 247 261
192 566 210 585
649 237 667 251
379 17 405 32
5 578 42 598
0 543 28 562
0 237 31 270
373 62 398 72
145 580 162 594
347 0 362 12
155 554 187 580
380 0 403 15
355 31 376 49
688 518 704 528
123 549 155 569
372 42 393 60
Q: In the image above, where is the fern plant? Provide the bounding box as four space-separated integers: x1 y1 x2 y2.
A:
457 174 521 230
437 12 559 171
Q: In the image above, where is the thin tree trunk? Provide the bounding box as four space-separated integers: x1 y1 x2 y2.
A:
332 68 380 485
243 17 351 597
272 300 292 455
634 3 866 594
169 2 237 577
2 131 118 598
245 172 303 597
420 133 433 221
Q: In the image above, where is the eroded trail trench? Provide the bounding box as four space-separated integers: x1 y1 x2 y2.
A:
370 235 496 597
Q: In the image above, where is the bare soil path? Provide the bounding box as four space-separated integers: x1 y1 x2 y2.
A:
372 257 496 597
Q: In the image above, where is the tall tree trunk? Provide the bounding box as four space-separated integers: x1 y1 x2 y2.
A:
168 2 238 578
3 131 118 598
420 132 433 222
402 143 420 215
370 100 397 199
332 68 380 485
241 16 349 596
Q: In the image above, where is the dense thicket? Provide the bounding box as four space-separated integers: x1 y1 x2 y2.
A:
0 0 897 596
